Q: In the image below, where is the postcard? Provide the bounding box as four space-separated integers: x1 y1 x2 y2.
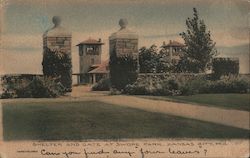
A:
0 0 249 157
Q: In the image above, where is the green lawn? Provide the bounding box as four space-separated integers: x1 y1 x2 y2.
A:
3 100 249 140
139 94 250 111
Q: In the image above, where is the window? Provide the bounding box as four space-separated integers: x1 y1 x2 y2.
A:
86 46 99 55
86 47 94 53
91 58 95 64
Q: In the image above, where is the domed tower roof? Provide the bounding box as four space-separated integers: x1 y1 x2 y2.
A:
109 18 138 40
43 16 71 37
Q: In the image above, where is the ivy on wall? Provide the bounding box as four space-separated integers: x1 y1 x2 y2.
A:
109 50 138 91
42 47 72 92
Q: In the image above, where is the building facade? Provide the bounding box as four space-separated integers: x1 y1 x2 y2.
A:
76 38 105 84
161 40 185 65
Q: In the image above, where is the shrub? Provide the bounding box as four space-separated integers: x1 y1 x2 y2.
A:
207 77 248 93
124 84 148 95
29 77 66 98
124 75 182 96
92 78 110 91
124 73 249 96
1 76 66 98
180 76 249 95
180 77 209 95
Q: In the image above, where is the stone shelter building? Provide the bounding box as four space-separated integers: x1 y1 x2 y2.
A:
75 38 108 84
88 60 109 84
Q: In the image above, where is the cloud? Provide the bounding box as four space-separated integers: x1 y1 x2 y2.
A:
0 50 42 74
211 29 249 47
1 34 42 50
229 26 249 40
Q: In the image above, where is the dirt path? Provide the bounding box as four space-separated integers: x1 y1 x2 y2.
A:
71 86 249 130
98 95 250 130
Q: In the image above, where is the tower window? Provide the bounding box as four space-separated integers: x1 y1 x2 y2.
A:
86 46 99 55
87 47 94 52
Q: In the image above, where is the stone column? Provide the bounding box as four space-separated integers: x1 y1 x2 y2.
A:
109 19 139 59
109 19 139 90
43 16 72 92
93 74 96 84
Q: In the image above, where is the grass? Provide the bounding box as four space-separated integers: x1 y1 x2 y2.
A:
3 100 249 141
139 94 250 111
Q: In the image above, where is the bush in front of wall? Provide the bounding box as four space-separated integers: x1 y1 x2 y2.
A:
124 75 182 96
1 76 66 98
123 74 249 96
206 76 248 93
92 78 111 91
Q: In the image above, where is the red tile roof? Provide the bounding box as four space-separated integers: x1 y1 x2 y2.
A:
76 38 104 46
88 60 109 74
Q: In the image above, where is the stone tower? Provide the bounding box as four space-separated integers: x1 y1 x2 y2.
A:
42 16 72 91
43 16 71 53
76 38 104 83
109 19 139 59
109 19 139 90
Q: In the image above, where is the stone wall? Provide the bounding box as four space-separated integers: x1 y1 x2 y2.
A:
43 37 71 55
110 39 138 58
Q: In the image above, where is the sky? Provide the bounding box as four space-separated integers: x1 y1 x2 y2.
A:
0 0 249 74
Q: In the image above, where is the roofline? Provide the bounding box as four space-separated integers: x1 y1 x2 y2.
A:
76 42 104 46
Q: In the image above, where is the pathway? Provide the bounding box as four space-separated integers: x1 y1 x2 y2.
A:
98 95 250 130
70 86 250 130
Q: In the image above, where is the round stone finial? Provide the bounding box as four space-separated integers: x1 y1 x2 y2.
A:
119 18 128 29
52 16 61 27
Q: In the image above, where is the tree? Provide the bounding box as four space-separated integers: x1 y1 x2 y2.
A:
158 47 173 73
139 45 171 73
139 45 158 73
178 8 217 73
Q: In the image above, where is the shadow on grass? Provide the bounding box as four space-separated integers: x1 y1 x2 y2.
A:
3 100 250 141
137 93 250 111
